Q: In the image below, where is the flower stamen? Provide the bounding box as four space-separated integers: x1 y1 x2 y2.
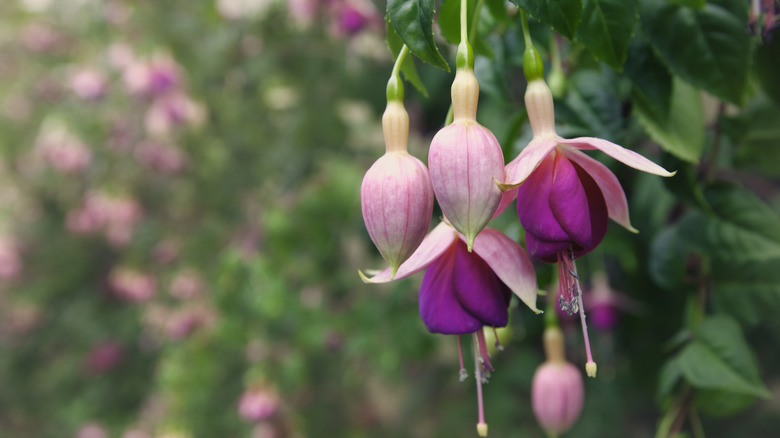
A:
472 333 489 437
458 335 468 382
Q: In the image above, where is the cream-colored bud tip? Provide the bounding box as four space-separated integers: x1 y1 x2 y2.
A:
586 361 598 378
477 422 488 437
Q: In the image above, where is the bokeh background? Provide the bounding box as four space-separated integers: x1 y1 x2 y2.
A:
1 1 779 437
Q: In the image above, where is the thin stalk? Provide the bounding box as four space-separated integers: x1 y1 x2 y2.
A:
461 0 468 44
391 44 410 80
520 10 533 49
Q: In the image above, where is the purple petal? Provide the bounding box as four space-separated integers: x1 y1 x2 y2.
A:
500 137 558 190
359 222 457 283
418 245 483 334
563 147 637 232
516 152 570 243
548 152 592 250
451 242 510 328
570 160 608 258
468 227 541 313
560 137 675 177
524 232 569 263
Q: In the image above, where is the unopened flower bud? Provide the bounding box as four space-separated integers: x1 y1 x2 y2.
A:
531 326 584 436
429 68 504 250
361 102 434 277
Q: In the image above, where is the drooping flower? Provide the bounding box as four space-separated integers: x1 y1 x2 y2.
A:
361 80 434 278
428 44 505 251
361 220 539 435
500 47 675 377
586 272 642 332
531 325 584 436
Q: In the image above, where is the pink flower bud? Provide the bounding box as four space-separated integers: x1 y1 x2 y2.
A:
531 327 584 436
108 268 156 302
429 69 504 250
361 101 434 277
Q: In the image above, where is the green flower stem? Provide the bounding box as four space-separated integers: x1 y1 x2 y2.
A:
519 10 544 81
386 45 409 102
460 0 468 44
468 0 485 46
456 0 475 69
520 10 533 50
545 286 560 329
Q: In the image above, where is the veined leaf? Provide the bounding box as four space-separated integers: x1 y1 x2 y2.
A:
641 0 751 104
387 0 450 71
510 0 583 40
712 257 780 326
576 0 638 69
634 77 704 163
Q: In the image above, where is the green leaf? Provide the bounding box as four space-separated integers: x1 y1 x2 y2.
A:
649 226 688 290
693 389 756 417
675 183 780 264
386 21 429 97
754 27 780 107
387 0 450 71
576 0 638 69
711 257 780 326
641 0 751 104
678 315 770 398
624 36 671 117
733 96 780 177
510 0 583 40
556 68 623 141
657 358 683 401
485 0 511 25
634 77 704 163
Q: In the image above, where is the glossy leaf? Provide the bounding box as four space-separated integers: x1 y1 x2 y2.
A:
634 77 704 163
641 0 751 104
755 28 780 107
576 0 638 69
678 315 770 398
711 257 780 327
624 36 671 117
387 0 450 71
555 69 622 142
510 0 583 40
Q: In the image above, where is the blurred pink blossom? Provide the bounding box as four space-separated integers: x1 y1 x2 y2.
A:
70 67 108 100
84 341 124 374
134 140 186 174
153 240 180 265
0 238 23 280
108 43 136 70
75 423 108 438
34 122 92 174
169 270 204 300
121 430 151 438
238 387 280 422
123 53 181 97
21 22 64 53
164 305 215 340
108 268 156 302
145 92 206 136
67 192 142 246
288 0 319 28
217 0 278 20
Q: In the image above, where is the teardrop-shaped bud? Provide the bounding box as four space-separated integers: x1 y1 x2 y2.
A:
361 152 434 278
429 121 504 251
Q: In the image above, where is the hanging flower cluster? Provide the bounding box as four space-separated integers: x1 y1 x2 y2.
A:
359 6 673 436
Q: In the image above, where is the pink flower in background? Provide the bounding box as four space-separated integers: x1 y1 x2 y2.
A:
0 238 22 280
84 341 124 374
288 0 319 28
67 192 142 246
122 52 181 97
69 67 108 100
134 140 186 174
108 268 156 302
169 270 205 300
238 387 280 422
145 92 206 136
34 122 92 174
586 272 642 332
164 305 216 340
76 423 108 438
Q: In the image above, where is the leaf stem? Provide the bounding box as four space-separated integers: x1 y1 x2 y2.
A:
520 10 534 49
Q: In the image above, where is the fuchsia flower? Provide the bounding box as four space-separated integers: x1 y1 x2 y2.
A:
531 325 584 436
361 220 539 433
361 99 434 278
499 54 675 376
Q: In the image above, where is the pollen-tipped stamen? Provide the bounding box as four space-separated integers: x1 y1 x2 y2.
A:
491 326 504 351
458 335 468 382
566 250 598 377
472 333 488 437
476 329 494 372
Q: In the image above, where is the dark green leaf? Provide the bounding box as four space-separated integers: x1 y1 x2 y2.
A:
576 0 638 69
556 68 623 141
387 21 429 97
677 316 770 397
624 36 671 116
734 96 780 177
711 257 780 326
649 226 688 290
387 0 450 71
510 0 583 40
694 389 756 417
657 358 683 401
634 77 705 163
485 0 511 25
641 0 751 104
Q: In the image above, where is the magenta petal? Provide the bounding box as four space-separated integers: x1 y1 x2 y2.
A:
525 232 569 262
548 152 591 250
570 161 608 258
560 137 675 177
418 246 483 334
563 147 636 232
360 222 457 283
451 242 510 328
516 152 570 242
